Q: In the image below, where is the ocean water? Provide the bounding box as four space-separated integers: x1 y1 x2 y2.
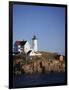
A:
13 72 66 88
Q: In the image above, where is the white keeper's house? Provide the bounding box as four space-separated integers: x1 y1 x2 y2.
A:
14 35 41 56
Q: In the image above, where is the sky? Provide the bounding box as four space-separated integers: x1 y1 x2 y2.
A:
13 4 65 55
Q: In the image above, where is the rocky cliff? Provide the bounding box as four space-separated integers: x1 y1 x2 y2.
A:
13 52 65 75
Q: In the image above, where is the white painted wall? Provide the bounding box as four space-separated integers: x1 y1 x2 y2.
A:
29 51 42 56
24 41 31 53
29 50 36 56
17 45 21 52
18 45 21 48
32 39 38 52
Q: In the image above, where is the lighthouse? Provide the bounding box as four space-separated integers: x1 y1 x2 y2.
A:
32 35 38 52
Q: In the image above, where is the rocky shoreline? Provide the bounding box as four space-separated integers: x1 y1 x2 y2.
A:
13 54 65 75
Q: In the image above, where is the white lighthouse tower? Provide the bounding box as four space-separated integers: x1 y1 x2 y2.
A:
32 35 38 52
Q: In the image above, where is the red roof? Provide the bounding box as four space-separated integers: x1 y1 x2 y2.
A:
15 41 21 45
15 41 26 46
